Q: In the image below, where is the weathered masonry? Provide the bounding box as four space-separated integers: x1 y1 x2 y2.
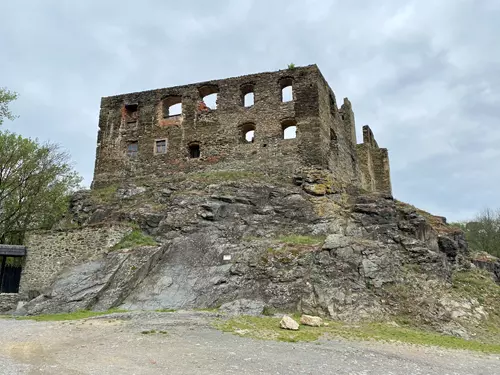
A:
92 64 391 195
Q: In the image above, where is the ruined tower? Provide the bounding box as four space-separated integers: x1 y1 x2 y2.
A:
92 64 391 195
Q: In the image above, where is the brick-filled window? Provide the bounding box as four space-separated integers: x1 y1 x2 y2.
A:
155 139 167 154
127 142 138 157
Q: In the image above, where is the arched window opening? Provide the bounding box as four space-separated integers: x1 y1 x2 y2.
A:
162 96 182 118
279 77 294 103
241 84 255 107
199 85 219 110
240 122 256 143
189 143 200 159
281 119 297 139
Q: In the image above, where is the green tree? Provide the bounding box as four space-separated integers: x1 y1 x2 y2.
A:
0 91 81 244
452 209 500 257
0 87 18 125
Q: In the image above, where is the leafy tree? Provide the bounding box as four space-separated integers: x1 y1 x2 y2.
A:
0 87 18 125
451 208 500 257
0 92 81 244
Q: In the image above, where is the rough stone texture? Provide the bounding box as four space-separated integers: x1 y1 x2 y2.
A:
92 65 391 196
21 224 132 295
0 293 20 312
280 315 300 330
300 314 323 327
20 173 471 331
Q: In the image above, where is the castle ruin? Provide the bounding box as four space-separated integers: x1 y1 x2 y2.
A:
92 64 391 194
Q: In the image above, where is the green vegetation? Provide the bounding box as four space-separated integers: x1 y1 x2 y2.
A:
0 129 82 244
155 308 176 313
450 208 500 257
287 63 296 70
16 308 127 322
215 315 500 353
91 184 119 202
0 87 18 125
111 230 157 251
275 235 325 246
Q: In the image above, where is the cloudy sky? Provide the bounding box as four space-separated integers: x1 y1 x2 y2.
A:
1 0 498 221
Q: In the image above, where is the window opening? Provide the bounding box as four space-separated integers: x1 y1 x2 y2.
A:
127 142 138 157
189 144 200 158
155 139 167 154
124 103 138 122
281 118 297 139
279 77 294 103
162 96 182 118
199 85 219 110
240 122 256 143
241 84 255 107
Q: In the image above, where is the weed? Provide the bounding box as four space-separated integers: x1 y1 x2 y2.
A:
155 308 176 313
16 308 127 322
111 230 157 251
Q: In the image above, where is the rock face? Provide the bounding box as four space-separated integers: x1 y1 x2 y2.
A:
280 315 300 330
20 171 471 325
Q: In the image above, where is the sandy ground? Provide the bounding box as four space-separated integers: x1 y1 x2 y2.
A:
0 311 499 375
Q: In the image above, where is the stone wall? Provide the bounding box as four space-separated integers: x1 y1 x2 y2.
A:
357 125 392 195
0 293 20 312
92 64 391 195
20 224 131 294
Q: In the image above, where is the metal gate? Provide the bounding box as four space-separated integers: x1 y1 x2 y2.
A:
0 245 27 294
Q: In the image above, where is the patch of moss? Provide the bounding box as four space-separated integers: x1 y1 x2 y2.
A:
215 316 500 353
276 235 325 246
111 230 157 251
16 308 127 322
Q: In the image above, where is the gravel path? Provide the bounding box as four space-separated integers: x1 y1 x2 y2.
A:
0 311 498 375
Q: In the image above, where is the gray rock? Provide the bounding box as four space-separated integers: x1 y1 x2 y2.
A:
219 299 266 316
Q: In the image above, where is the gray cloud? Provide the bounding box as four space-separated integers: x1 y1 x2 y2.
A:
0 0 498 221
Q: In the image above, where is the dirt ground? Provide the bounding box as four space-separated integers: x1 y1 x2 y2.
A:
1 311 499 375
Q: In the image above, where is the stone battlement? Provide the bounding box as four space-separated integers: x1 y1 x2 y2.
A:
92 64 391 195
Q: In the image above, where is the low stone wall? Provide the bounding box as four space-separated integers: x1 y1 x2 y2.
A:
21 224 131 294
0 293 20 312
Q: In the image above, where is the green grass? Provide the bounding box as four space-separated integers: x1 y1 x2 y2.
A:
91 184 119 202
275 235 325 246
155 308 176 313
111 230 158 251
16 308 128 322
215 315 500 353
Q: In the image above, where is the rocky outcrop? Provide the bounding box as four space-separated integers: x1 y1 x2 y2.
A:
20 171 471 327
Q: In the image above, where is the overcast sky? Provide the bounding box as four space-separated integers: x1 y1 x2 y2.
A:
1 0 498 222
